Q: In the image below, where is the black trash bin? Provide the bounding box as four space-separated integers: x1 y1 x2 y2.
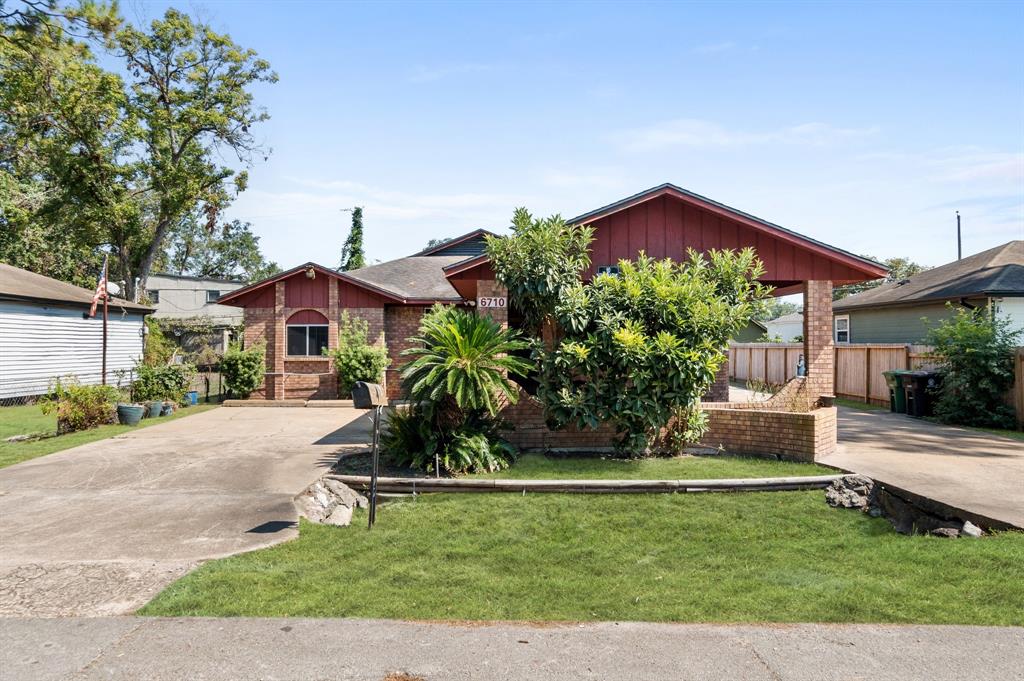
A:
904 371 943 418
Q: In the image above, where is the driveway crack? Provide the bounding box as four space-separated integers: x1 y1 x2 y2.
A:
67 619 149 680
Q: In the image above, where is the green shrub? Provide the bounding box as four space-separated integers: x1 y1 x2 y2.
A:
322 311 390 397
381 305 528 475
132 364 194 404
39 378 119 434
220 342 266 398
142 317 176 367
926 306 1021 428
382 405 516 475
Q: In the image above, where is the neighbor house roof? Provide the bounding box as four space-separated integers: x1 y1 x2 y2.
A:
568 182 888 280
834 241 1024 312
149 272 245 285
411 229 498 257
0 263 153 313
766 312 804 325
340 256 468 302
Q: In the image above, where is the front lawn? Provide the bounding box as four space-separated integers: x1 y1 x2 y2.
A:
0 403 219 469
141 456 1024 625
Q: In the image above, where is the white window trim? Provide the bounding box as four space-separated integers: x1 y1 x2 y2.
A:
834 314 850 344
287 324 329 357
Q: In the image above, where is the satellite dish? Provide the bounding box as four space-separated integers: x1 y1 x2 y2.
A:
107 281 122 295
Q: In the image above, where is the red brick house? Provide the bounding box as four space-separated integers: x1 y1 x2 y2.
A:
219 184 886 412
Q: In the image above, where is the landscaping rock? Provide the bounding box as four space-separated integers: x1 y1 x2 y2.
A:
961 520 984 538
930 527 961 538
825 474 876 510
295 478 367 526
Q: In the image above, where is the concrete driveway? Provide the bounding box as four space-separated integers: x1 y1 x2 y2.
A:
821 406 1024 530
0 406 371 616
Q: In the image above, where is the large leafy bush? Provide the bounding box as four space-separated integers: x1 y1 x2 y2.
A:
488 209 767 454
381 305 531 475
540 251 766 453
926 306 1020 429
322 311 390 397
40 378 119 434
132 364 194 403
220 342 266 398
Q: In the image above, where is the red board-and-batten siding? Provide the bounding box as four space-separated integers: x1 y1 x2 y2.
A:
583 193 870 286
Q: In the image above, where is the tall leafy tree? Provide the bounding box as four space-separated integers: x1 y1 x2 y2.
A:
160 215 280 283
834 256 928 300
1 3 276 297
338 206 365 271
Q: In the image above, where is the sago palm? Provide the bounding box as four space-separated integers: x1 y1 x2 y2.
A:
400 305 533 421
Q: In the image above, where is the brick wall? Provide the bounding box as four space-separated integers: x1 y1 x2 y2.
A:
700 405 837 462
346 307 385 346
803 280 835 404
702 353 731 402
500 388 619 451
384 305 429 400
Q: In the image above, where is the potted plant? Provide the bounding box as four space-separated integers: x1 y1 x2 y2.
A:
116 402 146 425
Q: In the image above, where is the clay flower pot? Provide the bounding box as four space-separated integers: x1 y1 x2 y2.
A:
116 403 145 426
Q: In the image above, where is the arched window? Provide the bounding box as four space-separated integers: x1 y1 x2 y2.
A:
287 310 329 356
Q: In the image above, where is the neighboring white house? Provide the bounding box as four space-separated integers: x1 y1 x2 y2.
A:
763 311 804 341
0 264 153 400
146 273 245 351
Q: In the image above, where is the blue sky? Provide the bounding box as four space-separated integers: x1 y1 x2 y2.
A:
129 0 1023 269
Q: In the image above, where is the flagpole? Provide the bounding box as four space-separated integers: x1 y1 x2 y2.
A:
102 292 108 385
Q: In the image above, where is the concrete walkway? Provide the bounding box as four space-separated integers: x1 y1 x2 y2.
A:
821 405 1024 529
2 617 1021 681
0 406 371 617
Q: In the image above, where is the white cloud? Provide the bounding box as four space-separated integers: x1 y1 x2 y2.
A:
614 118 878 152
929 149 1024 184
540 168 625 190
692 41 736 54
408 62 494 83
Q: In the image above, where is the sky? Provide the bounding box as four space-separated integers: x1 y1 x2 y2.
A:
127 0 1023 270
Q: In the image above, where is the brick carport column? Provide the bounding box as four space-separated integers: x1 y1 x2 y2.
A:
803 279 835 404
272 280 286 400
477 280 508 329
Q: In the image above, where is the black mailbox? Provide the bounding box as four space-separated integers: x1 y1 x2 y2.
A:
352 382 387 409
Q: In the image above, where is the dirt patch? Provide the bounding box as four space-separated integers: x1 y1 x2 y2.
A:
383 673 426 681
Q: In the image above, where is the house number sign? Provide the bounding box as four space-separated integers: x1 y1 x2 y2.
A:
477 296 507 309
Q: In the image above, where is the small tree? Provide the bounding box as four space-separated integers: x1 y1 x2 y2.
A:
220 342 266 398
338 207 366 271
926 306 1021 429
322 311 390 397
485 208 593 335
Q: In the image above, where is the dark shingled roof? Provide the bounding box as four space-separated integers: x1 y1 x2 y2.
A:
0 263 154 313
341 256 469 302
834 241 1024 311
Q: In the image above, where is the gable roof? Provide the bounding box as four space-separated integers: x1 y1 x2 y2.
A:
340 256 467 302
568 183 887 279
412 229 497 257
0 263 153 313
767 312 804 325
834 241 1024 311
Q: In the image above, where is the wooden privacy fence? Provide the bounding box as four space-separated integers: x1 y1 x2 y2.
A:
729 342 937 406
730 343 1023 426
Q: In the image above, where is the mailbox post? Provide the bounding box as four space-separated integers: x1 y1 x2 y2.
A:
352 381 387 528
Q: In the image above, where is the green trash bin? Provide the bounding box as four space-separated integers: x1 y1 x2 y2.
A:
883 370 911 413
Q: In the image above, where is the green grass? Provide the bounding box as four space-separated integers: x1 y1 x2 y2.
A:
141 456 1024 625
0 403 219 470
475 453 832 479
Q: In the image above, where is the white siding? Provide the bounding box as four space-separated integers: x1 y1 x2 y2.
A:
764 319 804 342
0 301 145 398
991 296 1024 335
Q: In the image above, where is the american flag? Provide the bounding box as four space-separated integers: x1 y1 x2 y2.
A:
89 255 108 318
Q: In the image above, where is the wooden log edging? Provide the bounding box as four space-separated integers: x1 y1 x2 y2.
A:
327 473 848 495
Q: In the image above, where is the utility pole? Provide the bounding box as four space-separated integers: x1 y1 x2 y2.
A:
956 211 962 261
